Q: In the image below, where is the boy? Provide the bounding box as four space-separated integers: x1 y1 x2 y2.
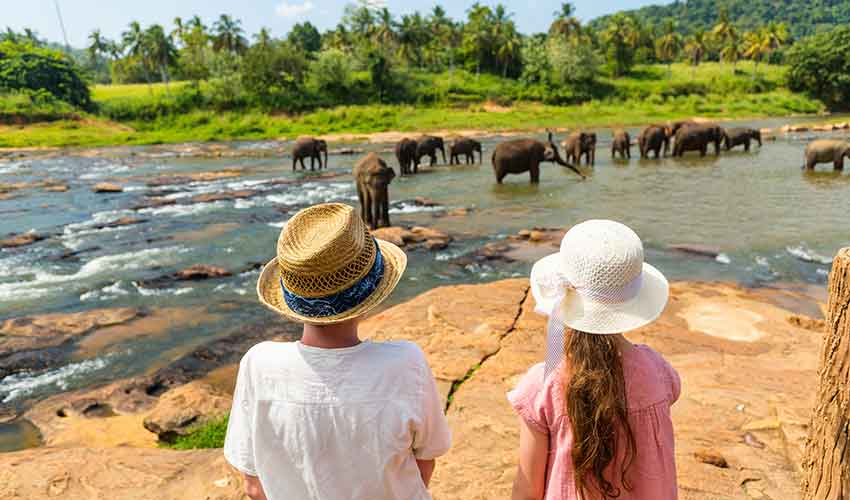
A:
224 203 451 500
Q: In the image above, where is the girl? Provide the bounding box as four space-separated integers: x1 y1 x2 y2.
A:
509 220 680 500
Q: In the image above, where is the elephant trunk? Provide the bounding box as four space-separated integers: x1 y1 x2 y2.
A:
553 152 585 179
324 148 328 169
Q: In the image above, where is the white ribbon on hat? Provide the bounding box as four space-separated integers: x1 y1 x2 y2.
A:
530 259 644 380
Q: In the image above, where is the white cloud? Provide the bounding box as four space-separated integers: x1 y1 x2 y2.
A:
275 1 315 18
363 0 387 7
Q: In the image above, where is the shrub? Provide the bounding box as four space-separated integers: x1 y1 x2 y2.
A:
0 41 91 109
787 26 850 109
307 49 356 102
166 417 228 450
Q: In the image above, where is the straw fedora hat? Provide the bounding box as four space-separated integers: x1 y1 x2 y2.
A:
531 219 669 335
257 203 407 324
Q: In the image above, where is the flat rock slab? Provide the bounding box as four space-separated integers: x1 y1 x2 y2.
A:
0 233 45 249
0 308 142 355
92 182 124 193
0 447 243 500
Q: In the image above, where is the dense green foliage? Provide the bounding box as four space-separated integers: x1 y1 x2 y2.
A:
590 0 850 40
0 41 91 109
166 417 228 450
787 27 850 109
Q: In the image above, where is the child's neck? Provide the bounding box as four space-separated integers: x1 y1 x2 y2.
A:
301 319 361 349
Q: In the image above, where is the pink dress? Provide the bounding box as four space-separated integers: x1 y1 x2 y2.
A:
507 345 680 500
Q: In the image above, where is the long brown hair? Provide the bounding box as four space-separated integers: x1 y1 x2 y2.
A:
564 329 637 499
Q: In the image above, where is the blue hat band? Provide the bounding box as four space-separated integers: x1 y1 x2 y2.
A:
281 239 385 318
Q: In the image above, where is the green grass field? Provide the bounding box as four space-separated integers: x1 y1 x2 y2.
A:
0 63 825 148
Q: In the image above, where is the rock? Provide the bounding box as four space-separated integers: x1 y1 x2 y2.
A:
0 447 245 499
0 232 45 249
145 169 244 187
812 125 834 132
781 124 809 134
669 244 722 258
174 265 232 281
787 314 825 332
835 122 850 130
44 185 69 192
93 217 146 230
517 229 531 239
189 190 257 204
414 196 440 207
694 449 729 468
92 183 123 193
132 197 177 211
371 226 452 251
143 381 232 442
0 308 142 357
445 207 471 217
528 230 546 242
48 246 101 262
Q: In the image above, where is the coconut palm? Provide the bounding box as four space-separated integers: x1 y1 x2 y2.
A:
372 7 396 46
144 24 178 92
743 29 769 76
122 21 153 89
549 2 581 40
684 30 707 67
212 14 247 54
720 31 742 68
254 27 273 49
397 13 427 67
601 14 638 77
172 17 185 45
655 20 682 77
87 29 111 64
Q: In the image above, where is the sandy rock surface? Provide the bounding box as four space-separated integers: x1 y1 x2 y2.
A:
143 382 233 442
0 308 141 355
0 279 826 499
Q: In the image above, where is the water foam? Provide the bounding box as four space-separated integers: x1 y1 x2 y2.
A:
389 202 446 215
80 281 130 302
786 244 833 265
0 354 117 403
139 201 227 217
132 282 194 297
264 182 354 207
0 247 186 302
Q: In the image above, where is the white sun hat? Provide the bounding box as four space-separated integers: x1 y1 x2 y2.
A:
530 220 669 377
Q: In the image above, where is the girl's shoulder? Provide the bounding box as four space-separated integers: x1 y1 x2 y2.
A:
625 344 680 406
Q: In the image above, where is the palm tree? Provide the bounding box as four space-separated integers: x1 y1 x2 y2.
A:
254 27 273 49
397 14 426 67
491 5 520 77
549 2 580 40
742 30 769 77
655 20 682 77
122 21 153 90
171 17 185 47
720 31 742 68
87 29 111 64
601 14 638 77
684 30 707 68
372 7 396 47
212 14 247 54
144 24 178 93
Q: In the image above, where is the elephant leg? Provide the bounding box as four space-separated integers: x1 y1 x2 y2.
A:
381 191 390 228
292 157 297 171
357 184 369 226
745 141 750 152
495 165 505 184
530 162 540 184
626 146 631 159
700 145 707 157
371 191 384 228
591 149 596 166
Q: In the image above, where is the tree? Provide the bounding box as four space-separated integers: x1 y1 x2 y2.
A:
307 48 355 100
212 14 247 54
122 21 153 89
366 49 393 102
178 16 211 80
87 29 111 64
144 24 178 92
397 13 427 67
242 40 307 101
743 25 785 77
801 247 850 499
491 5 521 78
685 30 707 67
372 7 397 46
254 28 273 50
0 41 91 108
549 2 581 40
720 31 743 68
288 22 321 53
656 20 682 77
787 26 850 108
601 14 638 77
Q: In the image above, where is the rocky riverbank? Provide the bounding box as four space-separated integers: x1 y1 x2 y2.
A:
0 276 826 500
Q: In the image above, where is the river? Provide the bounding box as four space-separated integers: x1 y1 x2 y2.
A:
0 116 847 450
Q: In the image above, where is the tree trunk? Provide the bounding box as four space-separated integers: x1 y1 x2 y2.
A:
801 247 850 499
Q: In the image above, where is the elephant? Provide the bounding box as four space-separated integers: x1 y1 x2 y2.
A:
353 153 396 229
723 128 762 152
668 120 697 151
449 138 483 164
491 131 584 184
803 140 850 171
394 138 419 175
673 124 724 157
638 125 671 159
562 131 597 166
292 137 328 171
612 130 631 160
416 136 446 166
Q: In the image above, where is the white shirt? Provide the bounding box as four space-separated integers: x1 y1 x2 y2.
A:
224 339 452 500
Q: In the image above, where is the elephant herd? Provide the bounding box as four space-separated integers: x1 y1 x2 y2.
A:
292 121 848 230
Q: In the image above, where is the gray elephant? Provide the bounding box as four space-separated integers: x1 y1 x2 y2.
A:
394 138 419 175
292 137 328 171
638 125 671 159
449 138 483 164
492 131 584 184
612 130 631 160
353 153 396 229
673 124 724 157
416 136 446 166
804 140 850 171
562 131 597 166
723 128 762 152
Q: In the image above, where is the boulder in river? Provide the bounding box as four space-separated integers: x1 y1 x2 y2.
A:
668 244 722 259
371 226 452 251
137 265 233 288
44 185 69 193
131 197 177 210
93 217 147 230
189 190 257 204
92 183 124 193
0 232 45 249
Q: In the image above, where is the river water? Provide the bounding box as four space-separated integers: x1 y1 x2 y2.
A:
0 117 847 449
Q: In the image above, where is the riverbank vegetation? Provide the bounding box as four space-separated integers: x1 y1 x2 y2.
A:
0 1 845 148
165 416 228 450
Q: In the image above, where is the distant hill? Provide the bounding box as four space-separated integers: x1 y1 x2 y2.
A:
589 0 850 40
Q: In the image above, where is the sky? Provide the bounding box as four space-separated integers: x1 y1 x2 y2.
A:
4 0 665 48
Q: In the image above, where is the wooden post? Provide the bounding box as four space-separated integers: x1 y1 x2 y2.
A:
802 247 850 499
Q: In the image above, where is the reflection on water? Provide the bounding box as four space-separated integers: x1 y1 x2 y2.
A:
0 419 42 452
0 116 848 415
